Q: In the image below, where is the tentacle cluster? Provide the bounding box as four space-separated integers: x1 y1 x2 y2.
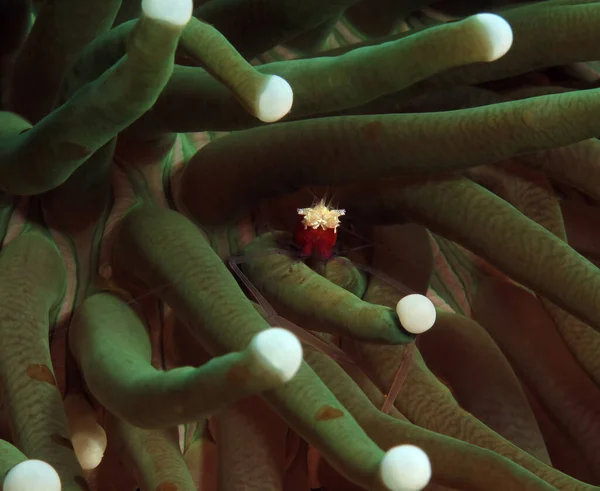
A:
0 0 599 490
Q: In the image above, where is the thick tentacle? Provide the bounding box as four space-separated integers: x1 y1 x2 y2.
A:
343 2 600 102
303 346 558 491
70 292 303 429
63 393 107 472
0 231 85 489
350 336 591 490
7 0 121 122
514 139 600 203
108 413 196 491
472 278 600 480
349 274 585 489
427 2 600 88
109 204 429 491
214 397 287 490
322 241 550 461
264 12 512 116
316 255 368 298
180 88 600 224
340 176 600 332
182 420 218 491
240 231 416 343
180 18 294 123
140 12 512 133
0 0 190 195
468 162 600 386
418 312 551 463
525 384 596 483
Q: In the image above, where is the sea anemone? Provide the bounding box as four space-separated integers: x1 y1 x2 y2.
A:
0 0 599 490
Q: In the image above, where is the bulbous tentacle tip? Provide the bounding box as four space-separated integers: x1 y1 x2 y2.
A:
64 393 107 471
249 327 303 382
396 294 437 334
379 444 432 491
72 431 107 470
256 75 294 123
142 0 193 26
3 459 62 491
469 12 513 62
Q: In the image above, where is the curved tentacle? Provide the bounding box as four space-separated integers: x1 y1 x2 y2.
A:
110 204 427 491
0 231 84 489
240 231 415 344
0 0 190 195
181 88 600 224
107 413 197 491
340 176 600 332
70 292 303 429
7 0 122 122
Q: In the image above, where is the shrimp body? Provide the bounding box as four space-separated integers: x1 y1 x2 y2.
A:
294 224 338 259
295 199 345 260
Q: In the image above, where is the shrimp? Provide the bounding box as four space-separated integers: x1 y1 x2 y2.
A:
295 198 345 260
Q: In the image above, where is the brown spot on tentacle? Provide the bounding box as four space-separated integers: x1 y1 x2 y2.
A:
58 141 92 160
226 363 251 387
27 364 56 386
156 483 178 491
51 433 74 450
315 405 344 421
74 476 91 490
362 121 383 142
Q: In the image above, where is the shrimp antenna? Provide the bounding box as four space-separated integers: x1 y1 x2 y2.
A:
306 186 319 203
327 190 341 210
308 185 328 207
323 185 331 206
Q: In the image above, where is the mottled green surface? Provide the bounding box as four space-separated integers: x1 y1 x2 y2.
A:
0 1 599 490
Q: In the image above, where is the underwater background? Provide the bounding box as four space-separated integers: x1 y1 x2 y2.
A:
1 0 600 490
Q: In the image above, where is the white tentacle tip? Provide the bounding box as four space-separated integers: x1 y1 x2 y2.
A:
396 294 436 334
470 13 513 62
4 460 62 491
142 0 193 26
72 429 107 470
256 75 294 123
250 328 303 382
380 445 431 491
